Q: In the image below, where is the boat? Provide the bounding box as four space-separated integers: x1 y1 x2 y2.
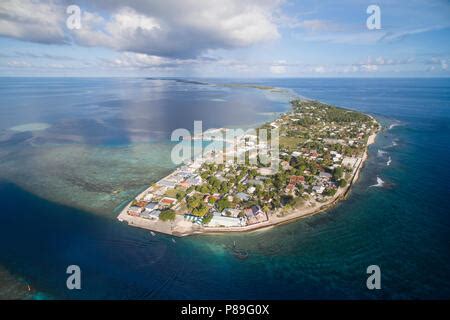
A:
150 231 156 236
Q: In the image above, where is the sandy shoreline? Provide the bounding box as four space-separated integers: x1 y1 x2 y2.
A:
117 125 378 237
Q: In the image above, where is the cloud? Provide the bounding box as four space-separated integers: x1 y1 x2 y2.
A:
296 23 450 45
360 64 378 72
379 25 450 43
108 52 166 68
350 56 415 73
313 66 325 73
0 0 281 59
297 19 339 32
425 57 449 71
269 65 287 74
101 52 203 69
279 15 342 33
297 30 385 45
0 0 66 44
268 60 287 73
0 51 79 61
7 60 32 68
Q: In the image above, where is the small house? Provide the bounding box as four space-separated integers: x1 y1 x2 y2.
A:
145 202 159 212
127 206 143 217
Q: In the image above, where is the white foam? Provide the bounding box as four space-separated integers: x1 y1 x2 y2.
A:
377 149 388 157
370 176 385 188
387 156 392 166
384 140 398 149
388 123 401 130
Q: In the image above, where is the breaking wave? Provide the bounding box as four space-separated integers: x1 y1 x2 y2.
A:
377 149 388 157
388 122 402 130
370 176 385 188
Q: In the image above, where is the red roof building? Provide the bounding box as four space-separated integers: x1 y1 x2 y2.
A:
289 175 305 185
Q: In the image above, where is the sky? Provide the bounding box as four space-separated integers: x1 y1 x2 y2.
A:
0 0 449 77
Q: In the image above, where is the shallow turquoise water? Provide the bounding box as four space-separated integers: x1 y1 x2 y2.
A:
0 78 449 299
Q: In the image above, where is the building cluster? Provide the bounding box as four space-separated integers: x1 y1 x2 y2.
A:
126 99 378 229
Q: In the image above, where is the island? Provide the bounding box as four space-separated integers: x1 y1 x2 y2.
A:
117 99 379 236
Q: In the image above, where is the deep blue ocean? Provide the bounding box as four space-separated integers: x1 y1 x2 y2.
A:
0 77 449 299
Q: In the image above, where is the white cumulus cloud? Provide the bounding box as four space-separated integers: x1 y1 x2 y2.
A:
0 0 281 59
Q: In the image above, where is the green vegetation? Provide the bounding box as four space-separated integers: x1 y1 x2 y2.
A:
280 136 302 151
323 188 337 197
186 194 209 217
176 191 186 201
159 209 176 221
216 198 230 212
333 167 344 180
202 213 213 225
164 188 179 198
